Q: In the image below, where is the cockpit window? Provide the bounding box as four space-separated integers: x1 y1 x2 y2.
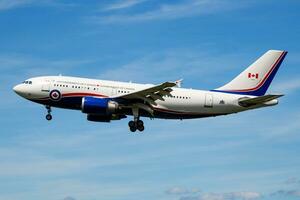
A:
23 81 32 84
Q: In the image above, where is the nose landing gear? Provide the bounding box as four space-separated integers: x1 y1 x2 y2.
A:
45 105 52 121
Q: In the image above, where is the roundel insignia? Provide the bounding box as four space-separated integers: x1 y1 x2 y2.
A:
49 90 61 101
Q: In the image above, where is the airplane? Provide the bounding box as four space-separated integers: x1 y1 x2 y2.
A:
13 50 287 132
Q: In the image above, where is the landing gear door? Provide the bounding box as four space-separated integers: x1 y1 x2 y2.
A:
41 83 50 92
204 93 213 108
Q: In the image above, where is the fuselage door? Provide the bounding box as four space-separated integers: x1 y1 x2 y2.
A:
41 83 50 92
111 88 118 96
204 93 213 108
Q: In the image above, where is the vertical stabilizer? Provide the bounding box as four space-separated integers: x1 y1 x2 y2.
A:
213 50 287 96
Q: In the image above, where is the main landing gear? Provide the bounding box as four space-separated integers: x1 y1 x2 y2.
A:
45 105 52 121
128 120 144 132
128 107 145 132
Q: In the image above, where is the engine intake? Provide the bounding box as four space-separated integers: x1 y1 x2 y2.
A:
81 97 119 115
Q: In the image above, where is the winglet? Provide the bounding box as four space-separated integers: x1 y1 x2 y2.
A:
175 79 183 88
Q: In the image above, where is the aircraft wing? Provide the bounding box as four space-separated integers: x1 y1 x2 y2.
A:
116 81 177 105
238 94 284 107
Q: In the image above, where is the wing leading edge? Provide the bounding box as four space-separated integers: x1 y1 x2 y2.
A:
115 81 177 105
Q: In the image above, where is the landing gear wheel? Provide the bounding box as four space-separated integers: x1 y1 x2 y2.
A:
129 107 145 133
137 120 143 127
128 121 135 128
46 114 52 121
128 121 137 132
137 124 144 132
137 120 144 132
130 126 137 132
128 120 144 132
45 105 52 121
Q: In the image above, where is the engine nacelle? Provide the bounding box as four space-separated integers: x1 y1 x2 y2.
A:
81 97 118 115
87 114 126 122
87 114 111 122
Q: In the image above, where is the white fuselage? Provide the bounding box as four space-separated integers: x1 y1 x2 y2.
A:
12 50 286 132
13 75 273 119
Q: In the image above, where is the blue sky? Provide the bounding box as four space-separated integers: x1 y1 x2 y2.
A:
0 0 300 200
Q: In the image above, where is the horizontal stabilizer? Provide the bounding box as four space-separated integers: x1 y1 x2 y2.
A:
238 94 284 107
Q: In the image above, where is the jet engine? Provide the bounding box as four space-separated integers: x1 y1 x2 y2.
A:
81 97 119 115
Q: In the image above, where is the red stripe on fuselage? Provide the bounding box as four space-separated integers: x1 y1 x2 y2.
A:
62 92 108 98
31 92 108 101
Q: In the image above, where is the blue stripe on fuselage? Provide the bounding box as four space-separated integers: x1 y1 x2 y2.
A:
31 96 83 110
30 96 223 119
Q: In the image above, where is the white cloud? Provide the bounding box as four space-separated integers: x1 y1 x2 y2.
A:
166 187 201 195
198 193 225 200
179 191 261 200
271 190 300 197
225 192 261 200
103 0 147 11
165 187 261 200
272 78 300 94
0 54 94 75
97 49 243 86
63 197 76 200
0 0 76 11
0 150 140 177
91 0 249 24
0 0 34 10
262 111 300 138
284 177 300 185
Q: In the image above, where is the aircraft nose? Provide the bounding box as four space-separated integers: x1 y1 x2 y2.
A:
13 83 34 99
13 84 27 98
13 84 22 94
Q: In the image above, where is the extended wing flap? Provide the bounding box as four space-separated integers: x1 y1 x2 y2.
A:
238 94 284 107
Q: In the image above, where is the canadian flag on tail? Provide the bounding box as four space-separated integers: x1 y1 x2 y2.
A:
248 73 259 80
